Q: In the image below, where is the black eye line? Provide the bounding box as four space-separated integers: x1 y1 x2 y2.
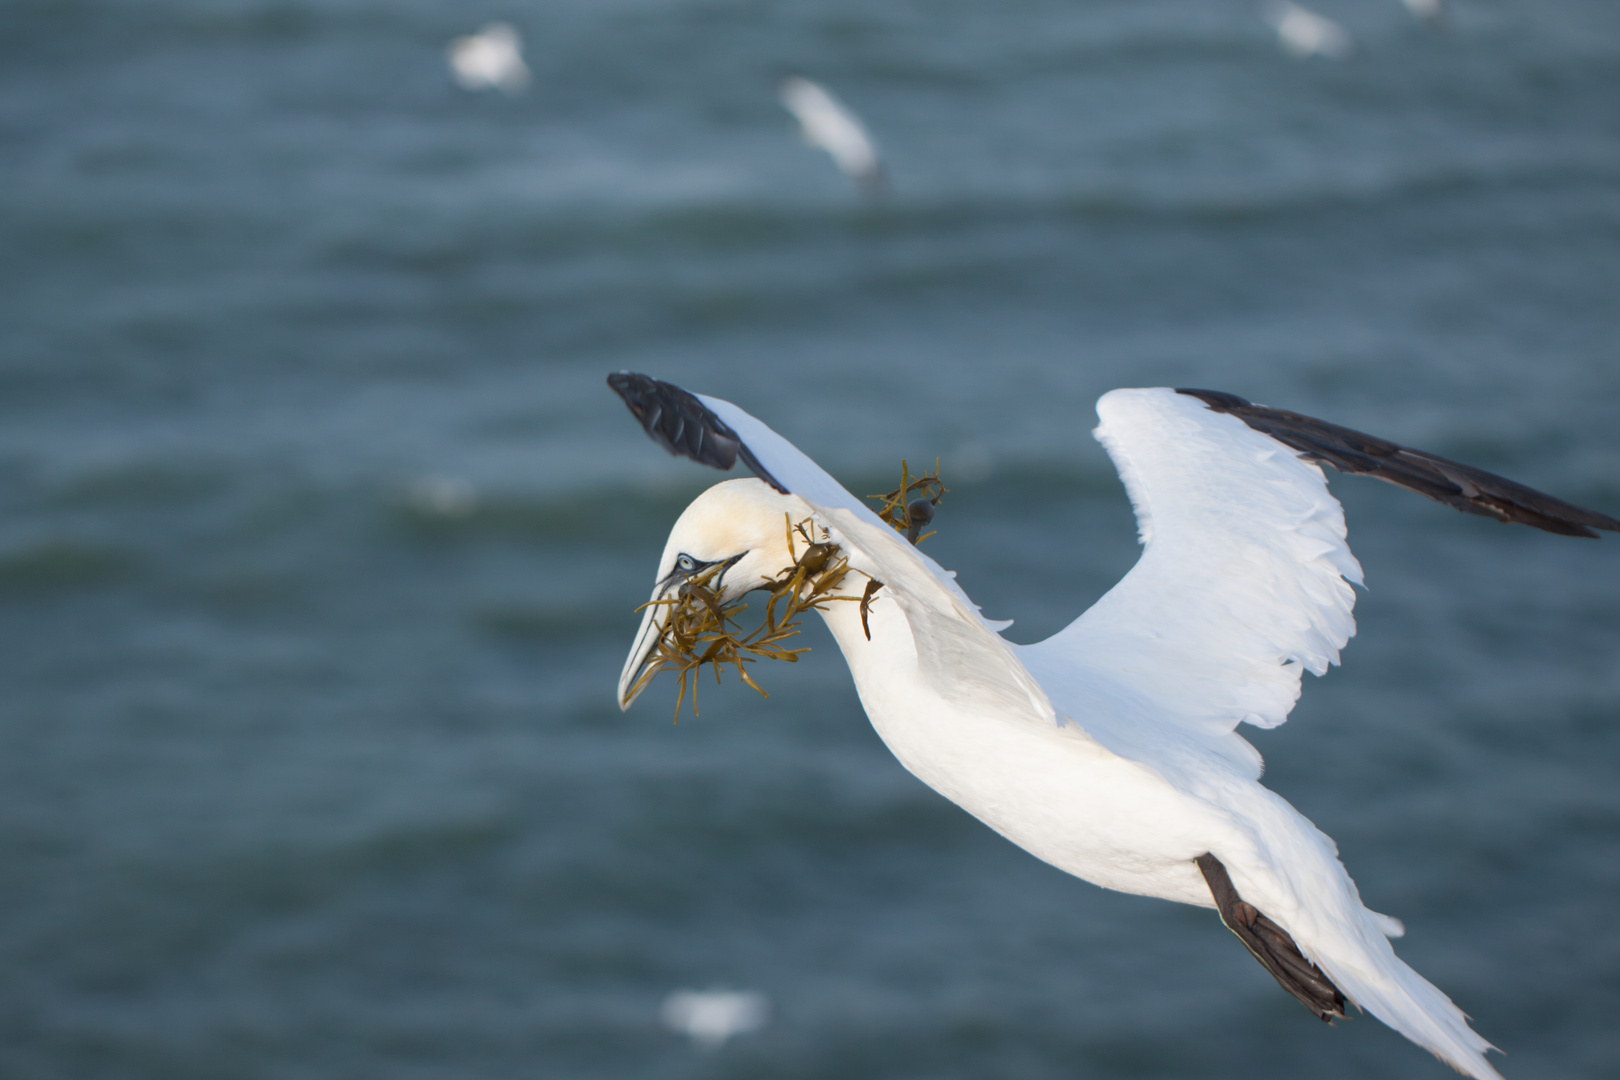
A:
659 551 744 592
660 553 713 590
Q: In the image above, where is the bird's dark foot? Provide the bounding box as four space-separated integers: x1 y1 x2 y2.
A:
1195 852 1347 1022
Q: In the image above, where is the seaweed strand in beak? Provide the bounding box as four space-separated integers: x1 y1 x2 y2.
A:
623 517 860 722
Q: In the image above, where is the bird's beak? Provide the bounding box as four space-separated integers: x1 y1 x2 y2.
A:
617 553 746 711
617 582 671 711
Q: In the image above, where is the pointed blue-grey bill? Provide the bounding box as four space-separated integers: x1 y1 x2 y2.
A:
616 551 743 710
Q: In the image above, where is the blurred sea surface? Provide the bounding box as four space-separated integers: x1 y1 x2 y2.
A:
2 0 1619 1077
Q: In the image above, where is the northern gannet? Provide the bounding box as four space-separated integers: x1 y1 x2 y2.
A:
659 988 770 1049
778 75 886 193
608 372 1619 1079
1263 1 1354 59
447 22 530 95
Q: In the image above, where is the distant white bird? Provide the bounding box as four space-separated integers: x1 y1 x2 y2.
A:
447 22 530 94
778 75 885 192
659 988 769 1049
1401 0 1446 26
609 373 1620 1080
1263 1 1354 59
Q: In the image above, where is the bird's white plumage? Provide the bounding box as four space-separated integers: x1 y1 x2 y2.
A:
447 22 530 94
660 988 769 1049
1263 1 1354 59
1022 389 1363 780
626 388 1502 1080
777 76 883 188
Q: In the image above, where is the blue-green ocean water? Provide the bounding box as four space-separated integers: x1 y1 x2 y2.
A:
3 1 1619 1077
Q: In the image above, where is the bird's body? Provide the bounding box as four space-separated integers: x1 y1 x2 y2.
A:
826 586 1220 909
609 374 1619 1080
778 75 884 191
447 22 529 95
1264 1 1354 59
660 988 769 1049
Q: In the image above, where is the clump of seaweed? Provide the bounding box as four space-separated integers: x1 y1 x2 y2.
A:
856 460 950 640
626 517 858 722
870 459 947 545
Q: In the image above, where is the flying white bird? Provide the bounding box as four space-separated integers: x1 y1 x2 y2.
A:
608 373 1620 1079
778 75 885 192
1263 1 1354 59
659 988 769 1049
447 22 530 95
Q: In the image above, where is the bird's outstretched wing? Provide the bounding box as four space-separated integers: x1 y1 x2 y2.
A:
1021 388 1617 771
608 372 1059 732
1179 389 1620 538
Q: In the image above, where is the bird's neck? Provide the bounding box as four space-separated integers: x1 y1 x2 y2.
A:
811 576 922 720
807 573 980 814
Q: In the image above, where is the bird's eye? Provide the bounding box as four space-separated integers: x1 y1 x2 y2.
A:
675 554 697 572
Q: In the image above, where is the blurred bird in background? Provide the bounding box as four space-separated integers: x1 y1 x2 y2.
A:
778 75 886 193
1262 1 1354 59
659 988 769 1050
447 21 530 94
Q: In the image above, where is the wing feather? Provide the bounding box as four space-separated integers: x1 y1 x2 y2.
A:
1178 388 1620 537
1019 389 1363 755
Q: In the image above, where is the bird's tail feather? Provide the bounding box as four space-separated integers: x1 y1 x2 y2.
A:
1228 792 1499 1078
1315 925 1502 1080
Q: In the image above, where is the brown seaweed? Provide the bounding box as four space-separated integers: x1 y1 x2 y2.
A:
869 459 947 545
625 517 859 722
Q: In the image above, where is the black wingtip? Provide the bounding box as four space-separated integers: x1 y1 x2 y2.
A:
1176 388 1620 539
1175 388 1253 412
608 372 790 494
